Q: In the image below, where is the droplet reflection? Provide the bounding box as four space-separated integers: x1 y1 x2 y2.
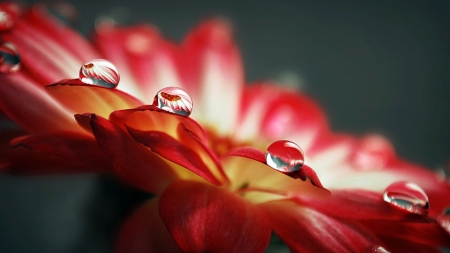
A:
153 87 193 116
265 140 304 172
0 42 20 73
79 58 120 88
383 181 429 215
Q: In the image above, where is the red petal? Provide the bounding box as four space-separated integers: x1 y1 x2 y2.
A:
0 74 80 133
23 6 101 64
9 131 111 172
181 19 244 135
0 128 99 174
380 236 444 253
297 189 430 222
46 79 143 119
159 180 271 253
236 83 328 150
127 127 222 185
115 198 181 253
260 200 379 253
224 147 327 191
109 105 208 144
361 220 450 247
87 113 177 194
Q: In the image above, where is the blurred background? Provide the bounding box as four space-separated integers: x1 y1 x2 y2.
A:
1 0 449 252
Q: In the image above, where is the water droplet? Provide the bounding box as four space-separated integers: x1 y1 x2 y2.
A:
153 87 193 116
363 245 390 253
265 140 304 172
0 3 19 31
383 181 429 215
437 207 450 235
79 59 119 88
0 42 20 73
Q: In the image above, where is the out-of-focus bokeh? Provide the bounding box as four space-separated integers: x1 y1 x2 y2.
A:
1 0 449 252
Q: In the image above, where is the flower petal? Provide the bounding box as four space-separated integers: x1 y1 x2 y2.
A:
86 113 177 194
361 220 450 247
224 147 328 191
159 180 271 253
115 198 181 253
0 128 99 174
0 74 79 133
9 131 111 172
297 189 430 222
181 19 244 135
46 79 143 118
260 200 379 253
236 83 328 150
109 105 208 144
380 236 444 253
127 127 222 185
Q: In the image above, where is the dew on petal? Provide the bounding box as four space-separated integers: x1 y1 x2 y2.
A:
383 181 429 215
363 245 391 253
265 140 304 172
0 42 20 73
79 58 120 88
153 87 193 117
437 207 450 235
0 3 19 31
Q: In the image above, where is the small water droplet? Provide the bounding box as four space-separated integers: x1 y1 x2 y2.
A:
437 207 450 235
0 42 20 73
79 58 119 88
383 181 429 215
0 3 19 31
265 140 304 172
363 245 390 253
153 87 193 116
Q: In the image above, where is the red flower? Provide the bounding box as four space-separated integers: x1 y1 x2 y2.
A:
0 4 449 252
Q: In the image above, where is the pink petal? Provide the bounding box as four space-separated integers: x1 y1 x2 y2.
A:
0 74 80 133
236 83 328 150
159 180 271 253
46 79 143 119
127 127 222 185
296 189 430 222
115 198 181 253
181 19 244 135
2 7 99 85
23 5 101 64
86 113 177 194
224 147 328 191
260 200 379 253
9 131 111 172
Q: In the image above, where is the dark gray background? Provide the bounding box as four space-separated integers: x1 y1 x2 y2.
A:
1 0 449 252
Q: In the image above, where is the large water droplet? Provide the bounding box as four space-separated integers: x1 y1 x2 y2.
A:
265 140 304 172
0 3 19 31
153 87 193 116
79 58 119 88
383 181 429 215
437 207 450 235
363 245 390 253
0 42 20 73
